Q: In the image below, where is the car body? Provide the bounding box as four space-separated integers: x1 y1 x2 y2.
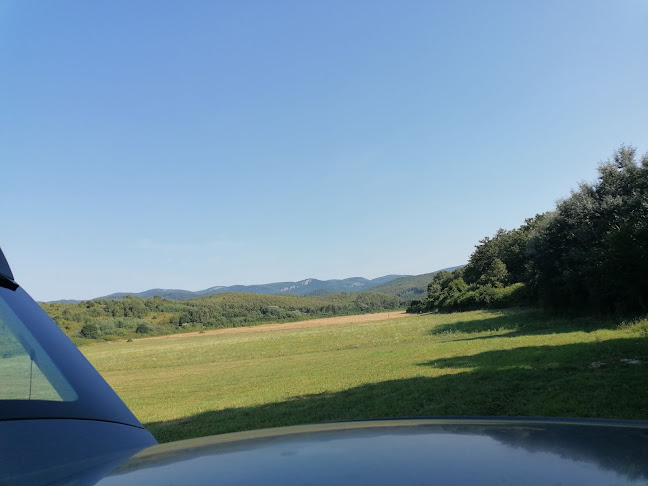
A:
0 248 156 485
97 418 648 486
1 247 647 485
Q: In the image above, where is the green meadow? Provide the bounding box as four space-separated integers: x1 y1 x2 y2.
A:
81 309 648 443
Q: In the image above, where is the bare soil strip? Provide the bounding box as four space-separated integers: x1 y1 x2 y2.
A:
138 311 410 341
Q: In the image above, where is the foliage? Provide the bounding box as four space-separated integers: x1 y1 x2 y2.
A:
135 323 151 334
79 323 100 339
370 268 463 300
462 214 548 287
527 146 648 313
410 146 648 316
408 269 529 313
42 291 405 341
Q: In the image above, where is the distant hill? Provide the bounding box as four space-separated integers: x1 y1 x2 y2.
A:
99 289 199 301
48 267 464 303
369 266 464 300
65 275 410 302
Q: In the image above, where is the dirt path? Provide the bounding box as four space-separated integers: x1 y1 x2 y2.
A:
138 311 411 341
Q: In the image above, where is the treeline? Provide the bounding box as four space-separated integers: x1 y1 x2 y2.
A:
370 272 445 300
409 146 648 315
42 291 404 343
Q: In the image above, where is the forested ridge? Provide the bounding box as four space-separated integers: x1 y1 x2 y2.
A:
42 291 404 343
94 274 408 301
409 147 648 315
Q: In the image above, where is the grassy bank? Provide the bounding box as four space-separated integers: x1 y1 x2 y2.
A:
82 309 648 443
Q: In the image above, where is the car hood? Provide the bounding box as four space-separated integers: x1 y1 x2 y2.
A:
98 418 648 485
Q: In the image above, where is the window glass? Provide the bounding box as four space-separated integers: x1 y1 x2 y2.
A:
0 297 76 401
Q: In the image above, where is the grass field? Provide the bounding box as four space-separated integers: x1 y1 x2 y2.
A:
137 310 410 340
81 309 648 443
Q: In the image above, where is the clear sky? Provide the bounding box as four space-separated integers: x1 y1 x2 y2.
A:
1 1 647 301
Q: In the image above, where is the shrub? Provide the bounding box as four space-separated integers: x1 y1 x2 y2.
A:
406 300 426 313
79 323 100 339
135 323 151 334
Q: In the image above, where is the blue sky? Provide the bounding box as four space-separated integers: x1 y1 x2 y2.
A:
1 1 647 301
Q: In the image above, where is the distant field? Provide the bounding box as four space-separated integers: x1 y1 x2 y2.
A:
137 310 410 341
82 309 648 443
42 291 405 343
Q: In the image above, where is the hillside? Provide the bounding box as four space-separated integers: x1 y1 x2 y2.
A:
370 266 463 300
75 275 410 302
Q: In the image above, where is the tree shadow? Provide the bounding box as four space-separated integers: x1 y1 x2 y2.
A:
145 338 648 479
428 309 624 341
419 337 648 370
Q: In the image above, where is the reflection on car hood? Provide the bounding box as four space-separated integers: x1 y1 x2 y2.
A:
99 418 648 485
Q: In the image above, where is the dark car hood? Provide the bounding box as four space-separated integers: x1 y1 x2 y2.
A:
98 418 648 485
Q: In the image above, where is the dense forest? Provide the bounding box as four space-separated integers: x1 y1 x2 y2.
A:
408 147 648 316
42 291 404 343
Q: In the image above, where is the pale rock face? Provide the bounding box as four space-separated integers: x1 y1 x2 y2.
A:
281 279 313 292
279 285 298 292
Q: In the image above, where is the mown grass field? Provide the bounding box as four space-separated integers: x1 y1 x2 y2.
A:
81 309 648 443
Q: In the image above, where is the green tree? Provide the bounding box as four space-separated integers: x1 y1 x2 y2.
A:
80 323 100 339
528 146 648 313
135 323 151 334
478 258 508 287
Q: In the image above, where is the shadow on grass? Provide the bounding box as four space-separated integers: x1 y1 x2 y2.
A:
148 337 648 441
428 309 626 341
145 337 648 480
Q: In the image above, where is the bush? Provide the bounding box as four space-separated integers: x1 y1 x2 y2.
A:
406 300 427 313
413 281 530 313
79 323 100 339
135 323 151 334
